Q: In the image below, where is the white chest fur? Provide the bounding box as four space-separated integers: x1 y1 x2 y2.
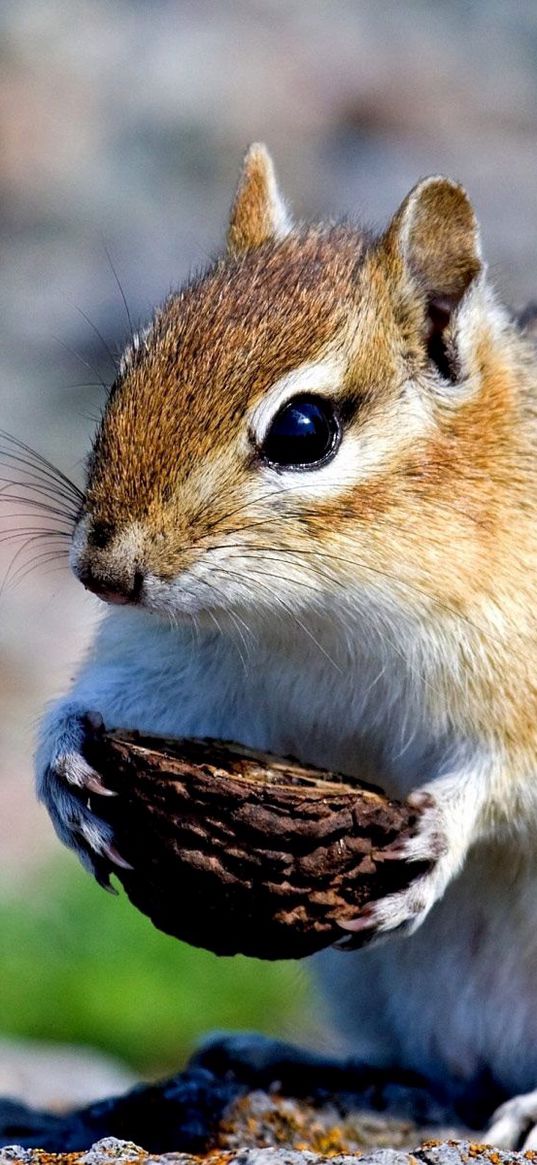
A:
86 608 448 799
72 609 537 1100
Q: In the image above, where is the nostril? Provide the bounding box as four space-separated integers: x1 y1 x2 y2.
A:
88 521 115 550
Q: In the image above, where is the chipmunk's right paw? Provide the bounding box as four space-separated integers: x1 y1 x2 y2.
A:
36 704 131 887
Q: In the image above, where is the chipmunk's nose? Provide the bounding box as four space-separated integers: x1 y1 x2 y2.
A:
72 520 145 605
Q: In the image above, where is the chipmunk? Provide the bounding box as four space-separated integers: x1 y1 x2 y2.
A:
35 144 537 1148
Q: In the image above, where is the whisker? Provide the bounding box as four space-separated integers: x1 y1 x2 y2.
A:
0 458 82 507
217 565 341 672
0 537 59 596
202 485 310 538
196 573 253 674
209 492 489 546
0 494 78 523
0 467 79 504
226 610 252 674
0 460 81 506
0 475 79 514
61 381 110 392
31 563 71 586
220 556 444 698
227 552 325 594
0 431 84 500
7 548 70 589
216 538 520 679
206 599 248 675
53 335 110 394
79 409 103 425
103 242 135 346
71 303 119 375
0 529 72 544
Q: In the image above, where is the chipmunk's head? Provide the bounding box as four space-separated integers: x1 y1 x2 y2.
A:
71 144 511 641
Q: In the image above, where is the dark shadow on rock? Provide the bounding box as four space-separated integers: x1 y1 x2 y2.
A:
0 1033 508 1156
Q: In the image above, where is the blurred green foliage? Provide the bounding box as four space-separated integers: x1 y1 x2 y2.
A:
0 859 312 1075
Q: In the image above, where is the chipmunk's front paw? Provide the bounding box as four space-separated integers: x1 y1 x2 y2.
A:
338 791 449 947
36 703 131 887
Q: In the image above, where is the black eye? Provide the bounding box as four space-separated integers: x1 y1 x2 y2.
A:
260 394 340 470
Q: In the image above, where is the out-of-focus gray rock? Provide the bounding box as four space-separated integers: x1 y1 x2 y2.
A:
0 1038 135 1111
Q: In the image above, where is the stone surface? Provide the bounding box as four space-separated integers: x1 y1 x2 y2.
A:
0 1037 523 1165
0 1055 468 1158
0 1039 135 1112
1 1139 537 1165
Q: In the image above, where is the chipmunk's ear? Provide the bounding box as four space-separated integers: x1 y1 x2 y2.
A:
227 143 292 255
384 177 483 378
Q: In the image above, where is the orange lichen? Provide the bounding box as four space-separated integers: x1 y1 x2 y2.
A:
0 1151 236 1165
216 1090 433 1156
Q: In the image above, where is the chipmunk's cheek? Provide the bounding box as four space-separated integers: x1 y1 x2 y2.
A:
140 572 204 620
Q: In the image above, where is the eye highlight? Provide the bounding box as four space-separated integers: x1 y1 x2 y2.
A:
260 394 340 470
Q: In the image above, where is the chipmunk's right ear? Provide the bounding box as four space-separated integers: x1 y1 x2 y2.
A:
383 177 483 377
385 176 482 305
227 143 292 256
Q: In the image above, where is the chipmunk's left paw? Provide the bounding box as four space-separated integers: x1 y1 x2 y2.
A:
487 1089 537 1149
338 791 449 947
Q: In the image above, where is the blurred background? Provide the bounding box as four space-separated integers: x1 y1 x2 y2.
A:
1 0 537 1110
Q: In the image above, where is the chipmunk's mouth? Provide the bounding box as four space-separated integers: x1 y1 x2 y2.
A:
83 585 133 606
76 563 145 606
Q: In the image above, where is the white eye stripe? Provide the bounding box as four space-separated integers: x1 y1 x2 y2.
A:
259 429 364 497
250 356 346 446
254 380 434 499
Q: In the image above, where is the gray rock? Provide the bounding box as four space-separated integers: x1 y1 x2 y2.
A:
0 1038 136 1111
0 1150 35 1164
79 1139 147 1163
0 1136 534 1164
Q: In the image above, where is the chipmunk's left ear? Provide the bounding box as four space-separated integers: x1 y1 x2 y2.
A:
384 177 483 376
227 143 292 255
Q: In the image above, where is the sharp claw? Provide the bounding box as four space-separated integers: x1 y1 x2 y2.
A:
99 877 119 895
337 908 375 933
83 773 117 797
101 842 133 870
94 865 118 894
378 845 409 861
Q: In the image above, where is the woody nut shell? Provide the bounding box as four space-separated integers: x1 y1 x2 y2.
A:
91 731 424 960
